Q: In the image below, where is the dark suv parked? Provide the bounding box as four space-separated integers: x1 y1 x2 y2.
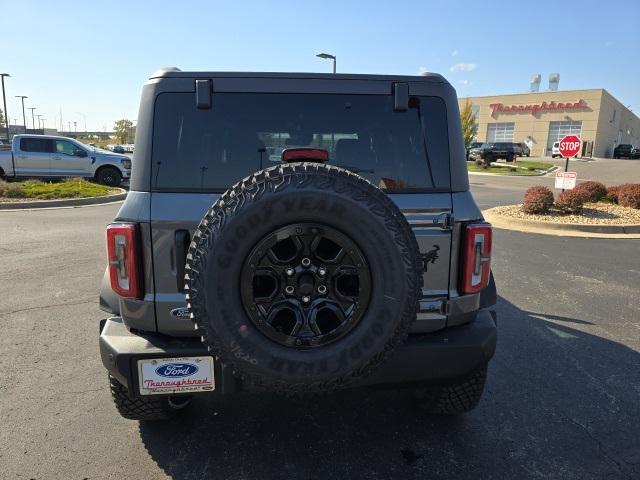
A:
468 142 518 163
613 144 634 159
99 69 497 421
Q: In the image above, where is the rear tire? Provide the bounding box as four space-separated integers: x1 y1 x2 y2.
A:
413 365 488 415
109 374 192 421
96 167 122 187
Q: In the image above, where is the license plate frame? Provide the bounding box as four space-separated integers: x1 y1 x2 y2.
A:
137 356 215 396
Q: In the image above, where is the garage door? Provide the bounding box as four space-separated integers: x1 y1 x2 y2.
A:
546 121 582 154
486 123 514 142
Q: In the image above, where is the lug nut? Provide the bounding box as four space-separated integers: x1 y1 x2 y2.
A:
317 285 327 295
302 296 311 304
318 267 327 277
301 258 311 268
285 286 295 295
285 268 295 276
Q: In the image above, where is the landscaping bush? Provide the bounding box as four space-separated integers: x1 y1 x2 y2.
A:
555 190 585 214
0 180 24 198
618 183 640 209
522 186 554 214
573 181 607 202
604 185 622 204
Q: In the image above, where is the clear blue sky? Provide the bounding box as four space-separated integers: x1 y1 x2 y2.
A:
3 0 639 131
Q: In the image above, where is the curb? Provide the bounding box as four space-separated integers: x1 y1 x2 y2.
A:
0 189 127 210
468 165 558 177
483 208 640 239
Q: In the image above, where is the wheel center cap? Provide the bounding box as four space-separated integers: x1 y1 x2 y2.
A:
297 272 315 296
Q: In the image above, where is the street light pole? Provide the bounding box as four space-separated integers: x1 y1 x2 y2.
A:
36 114 42 131
15 95 27 132
0 73 11 141
316 53 337 73
28 107 36 130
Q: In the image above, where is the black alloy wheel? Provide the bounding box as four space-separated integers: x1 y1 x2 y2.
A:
240 223 371 349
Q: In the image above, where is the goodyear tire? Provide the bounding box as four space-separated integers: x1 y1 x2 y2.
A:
185 163 422 393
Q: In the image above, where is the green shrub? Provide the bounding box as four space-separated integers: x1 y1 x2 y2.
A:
522 186 554 214
556 190 585 214
618 184 640 209
573 181 607 202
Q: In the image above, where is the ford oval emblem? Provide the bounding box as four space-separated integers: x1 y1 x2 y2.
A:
155 363 199 378
170 307 190 319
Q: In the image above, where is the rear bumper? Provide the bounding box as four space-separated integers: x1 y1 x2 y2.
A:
100 309 497 397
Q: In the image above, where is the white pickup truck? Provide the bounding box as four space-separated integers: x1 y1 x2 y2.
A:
0 134 131 186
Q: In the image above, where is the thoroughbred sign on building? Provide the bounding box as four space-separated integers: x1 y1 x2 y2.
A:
459 89 640 158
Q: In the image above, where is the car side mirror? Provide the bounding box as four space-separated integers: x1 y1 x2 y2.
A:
75 149 88 157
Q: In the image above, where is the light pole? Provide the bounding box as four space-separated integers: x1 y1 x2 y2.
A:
40 118 45 130
28 107 36 130
36 114 43 131
75 112 87 133
0 73 10 141
316 53 336 73
15 95 27 132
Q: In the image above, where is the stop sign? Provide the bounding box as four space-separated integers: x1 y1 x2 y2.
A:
558 135 582 158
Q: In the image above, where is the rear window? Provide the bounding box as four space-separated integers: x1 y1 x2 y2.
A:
151 93 450 192
20 137 52 153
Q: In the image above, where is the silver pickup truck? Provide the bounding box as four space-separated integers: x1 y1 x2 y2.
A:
0 134 131 186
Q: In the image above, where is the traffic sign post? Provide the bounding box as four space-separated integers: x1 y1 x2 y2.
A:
558 134 582 191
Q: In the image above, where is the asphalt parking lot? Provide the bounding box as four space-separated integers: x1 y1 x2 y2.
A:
1 168 639 479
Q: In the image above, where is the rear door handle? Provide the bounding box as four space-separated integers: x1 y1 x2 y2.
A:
174 230 191 292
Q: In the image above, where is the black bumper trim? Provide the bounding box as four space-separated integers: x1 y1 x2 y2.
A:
100 308 497 396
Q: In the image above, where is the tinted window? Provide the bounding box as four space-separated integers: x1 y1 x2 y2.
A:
20 138 52 153
151 93 450 192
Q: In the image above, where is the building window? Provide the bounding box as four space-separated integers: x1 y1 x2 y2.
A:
471 105 480 119
486 123 514 142
546 121 582 154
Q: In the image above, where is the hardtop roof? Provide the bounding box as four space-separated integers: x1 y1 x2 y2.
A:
148 67 447 84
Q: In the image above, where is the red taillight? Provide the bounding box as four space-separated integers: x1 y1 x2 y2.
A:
106 223 142 298
461 223 492 294
281 148 329 162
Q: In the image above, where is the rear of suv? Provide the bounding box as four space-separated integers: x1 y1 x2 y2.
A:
99 69 497 421
468 142 518 164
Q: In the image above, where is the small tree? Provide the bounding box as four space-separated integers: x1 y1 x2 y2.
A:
113 119 133 144
460 99 478 148
0 108 5 127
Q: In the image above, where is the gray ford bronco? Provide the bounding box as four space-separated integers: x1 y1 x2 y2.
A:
99 68 497 420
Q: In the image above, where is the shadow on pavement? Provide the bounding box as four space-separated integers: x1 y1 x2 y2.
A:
139 297 640 480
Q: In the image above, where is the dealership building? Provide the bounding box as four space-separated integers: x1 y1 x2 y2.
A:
459 89 640 158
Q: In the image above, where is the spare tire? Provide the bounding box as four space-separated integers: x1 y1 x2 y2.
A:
185 163 422 393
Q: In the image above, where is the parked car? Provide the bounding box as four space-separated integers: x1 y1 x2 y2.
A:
99 68 497 421
613 144 633 159
631 146 640 159
465 141 483 161
468 142 519 163
551 141 561 158
112 145 126 154
0 134 131 186
516 142 530 157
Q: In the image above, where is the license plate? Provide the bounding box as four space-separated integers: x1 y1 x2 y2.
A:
137 356 215 396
